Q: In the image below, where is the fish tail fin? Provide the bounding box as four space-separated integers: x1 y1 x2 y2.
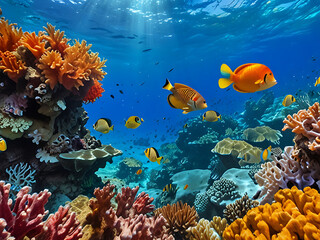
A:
202 115 205 121
220 63 233 77
219 64 234 89
141 118 144 122
110 125 114 131
163 78 173 91
157 156 163 164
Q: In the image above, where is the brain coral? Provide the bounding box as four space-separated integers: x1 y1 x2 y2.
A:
223 186 320 240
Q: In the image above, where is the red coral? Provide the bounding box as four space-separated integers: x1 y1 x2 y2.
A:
0 181 51 240
34 206 82 240
83 80 104 103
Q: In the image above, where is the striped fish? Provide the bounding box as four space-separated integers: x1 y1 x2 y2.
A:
162 79 207 114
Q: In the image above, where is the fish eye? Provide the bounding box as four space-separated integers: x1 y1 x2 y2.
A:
269 73 272 75
203 101 206 103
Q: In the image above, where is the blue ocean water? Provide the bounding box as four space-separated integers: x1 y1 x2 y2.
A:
2 0 320 176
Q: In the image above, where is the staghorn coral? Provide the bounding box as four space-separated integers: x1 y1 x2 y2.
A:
19 32 46 59
83 79 104 103
43 23 69 54
0 181 51 240
242 125 282 144
5 162 36 193
223 193 259 224
0 50 26 82
0 19 23 51
154 201 198 239
223 186 320 239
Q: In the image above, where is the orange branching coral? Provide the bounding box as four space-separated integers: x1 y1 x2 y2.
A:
223 186 320 240
58 40 106 90
19 32 46 59
43 23 69 54
0 50 26 82
37 50 63 89
154 201 198 239
0 19 23 51
83 80 105 103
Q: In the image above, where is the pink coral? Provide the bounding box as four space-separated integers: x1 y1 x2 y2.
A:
0 181 51 240
34 206 82 240
114 214 174 240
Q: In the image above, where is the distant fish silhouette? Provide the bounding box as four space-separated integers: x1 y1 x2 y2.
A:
119 90 124 94
168 68 174 72
133 34 138 37
139 82 145 86
110 95 115 99
111 35 126 39
138 41 143 44
90 27 113 33
155 62 159 65
142 48 152 52
127 36 135 39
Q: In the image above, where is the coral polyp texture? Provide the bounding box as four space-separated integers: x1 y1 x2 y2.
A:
223 186 320 239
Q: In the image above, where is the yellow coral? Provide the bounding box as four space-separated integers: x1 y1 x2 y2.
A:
188 217 228 240
0 19 23 51
223 186 320 240
0 50 26 82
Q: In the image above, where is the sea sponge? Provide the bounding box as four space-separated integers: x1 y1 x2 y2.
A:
223 186 320 240
242 126 282 144
0 19 23 51
0 50 26 82
37 50 63 89
212 138 262 166
43 23 69 54
83 79 105 103
154 201 198 239
68 195 91 225
19 31 46 59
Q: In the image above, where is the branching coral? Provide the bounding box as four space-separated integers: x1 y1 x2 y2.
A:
5 162 36 192
43 23 69 54
223 186 320 239
0 50 26 82
154 201 198 239
0 19 23 51
223 193 259 224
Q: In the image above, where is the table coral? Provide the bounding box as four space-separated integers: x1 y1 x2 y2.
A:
223 186 320 240
242 126 282 144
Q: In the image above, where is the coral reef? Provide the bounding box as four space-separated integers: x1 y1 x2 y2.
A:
223 186 320 239
223 193 259 224
155 201 198 239
187 217 228 240
242 125 282 144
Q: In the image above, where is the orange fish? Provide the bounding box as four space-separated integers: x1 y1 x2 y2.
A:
184 184 188 190
218 63 277 93
136 169 142 175
163 79 207 114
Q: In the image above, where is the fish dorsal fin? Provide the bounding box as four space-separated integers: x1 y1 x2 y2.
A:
174 83 195 90
234 63 255 74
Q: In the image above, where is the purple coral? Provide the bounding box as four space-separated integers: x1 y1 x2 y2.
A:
3 93 28 116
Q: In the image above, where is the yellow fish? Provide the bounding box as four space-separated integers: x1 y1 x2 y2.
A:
282 95 296 107
144 147 163 164
125 116 144 129
183 123 188 128
219 63 277 93
0 137 7 151
315 77 320 86
163 184 172 192
261 146 272 161
202 110 221 122
93 118 114 133
163 79 207 114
